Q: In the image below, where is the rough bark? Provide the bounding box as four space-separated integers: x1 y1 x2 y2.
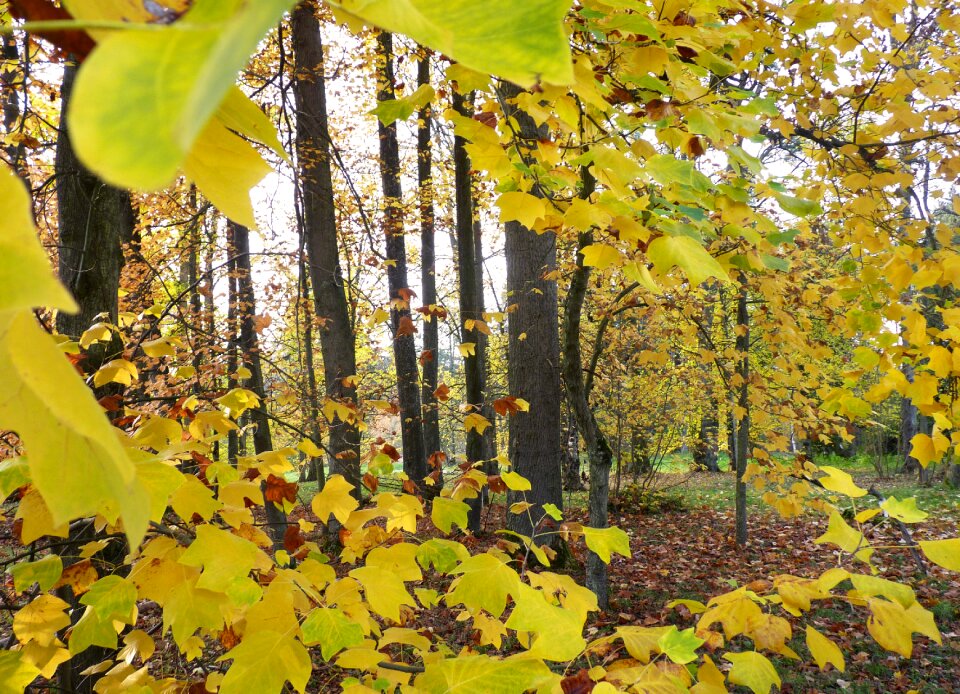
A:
498 83 563 539
377 31 427 485
230 221 288 547
693 298 720 472
453 90 495 531
54 60 135 694
292 1 361 491
417 53 443 489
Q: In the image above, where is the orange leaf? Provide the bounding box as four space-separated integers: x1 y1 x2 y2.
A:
395 315 417 338
54 559 99 597
264 474 298 505
434 383 451 402
362 472 379 493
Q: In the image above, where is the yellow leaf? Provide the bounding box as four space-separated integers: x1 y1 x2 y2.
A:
497 191 547 229
580 243 620 271
805 626 844 672
415 655 554 694
648 235 729 286
142 337 177 357
908 433 939 467
218 630 311 694
459 342 476 358
867 598 941 657
447 553 522 618
692 655 727 693
298 438 324 458
724 651 781 694
918 538 960 571
349 566 415 623
79 322 113 349
13 595 71 647
500 470 531 491
582 526 631 563
368 307 390 326
432 496 470 534
505 583 585 661
880 496 927 523
92 358 139 388
464 412 492 434
312 475 359 525
178 525 271 593
817 466 867 498
623 261 660 293
814 512 872 563
216 387 260 418
0 651 41 692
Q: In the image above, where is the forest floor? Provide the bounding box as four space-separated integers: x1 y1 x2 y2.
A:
2 462 958 692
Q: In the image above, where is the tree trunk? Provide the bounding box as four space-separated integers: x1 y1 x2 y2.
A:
734 275 750 547
54 60 135 694
376 31 427 486
498 83 563 539
2 33 26 178
453 90 495 531
292 1 361 492
417 52 443 490
229 221 288 547
693 298 720 472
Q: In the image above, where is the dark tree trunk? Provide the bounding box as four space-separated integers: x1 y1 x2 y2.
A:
2 33 26 177
693 299 720 472
497 83 563 540
453 90 495 531
564 408 584 491
54 60 135 694
292 1 361 491
376 31 427 486
226 225 240 465
734 275 750 547
229 221 288 547
417 53 443 490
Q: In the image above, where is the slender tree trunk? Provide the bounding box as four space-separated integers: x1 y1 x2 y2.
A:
417 52 443 489
226 223 240 465
694 298 720 472
230 221 288 547
734 275 750 547
54 60 135 694
292 1 361 491
498 83 562 540
453 90 494 531
376 31 427 486
2 33 26 178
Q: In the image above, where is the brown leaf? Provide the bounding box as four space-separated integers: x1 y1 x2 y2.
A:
395 315 417 338
419 349 434 365
264 474 298 505
428 451 447 469
397 287 417 302
433 383 451 402
493 396 523 417
402 479 417 495
382 444 401 461
362 472 379 493
488 475 507 494
474 111 498 128
561 669 594 694
218 626 240 650
98 395 122 412
283 524 305 553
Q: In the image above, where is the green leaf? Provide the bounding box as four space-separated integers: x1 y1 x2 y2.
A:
80 575 137 623
301 607 364 661
370 83 435 125
918 538 960 571
218 630 311 694
582 526 631 563
724 651 781 694
647 235 729 286
178 525 271 592
542 503 563 521
330 0 573 87
432 496 470 534
416 538 471 574
69 0 294 190
657 626 703 664
646 154 711 191
415 654 554 694
10 555 62 593
68 605 118 655
774 192 822 217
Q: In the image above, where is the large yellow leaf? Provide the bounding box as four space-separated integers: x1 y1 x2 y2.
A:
329 0 573 87
805 626 844 672
13 595 71 648
68 0 294 190
0 651 40 694
431 496 470 534
178 526 271 592
582 526 631 563
497 191 547 229
218 630 311 694
814 512 872 563
817 466 867 498
918 538 960 571
579 243 621 271
504 583 585 661
348 566 415 623
447 553 521 618
724 651 781 694
312 474 359 524
866 598 941 657
415 654 555 694
163 579 227 647
301 607 365 661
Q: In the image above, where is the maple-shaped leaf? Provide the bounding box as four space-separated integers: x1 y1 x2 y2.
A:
505 583 585 661
80 575 137 623
395 314 417 338
11 555 62 593
647 234 728 287
579 243 620 270
492 396 530 416
68 605 117 656
433 383 451 402
163 579 227 647
312 474 359 525
218 630 311 694
497 191 548 229
657 626 703 665
447 552 521 618
348 566 415 623
264 474 298 506
724 651 781 694
415 654 554 694
13 595 71 647
367 542 423 582
464 412 491 434
459 342 476 358
416 538 470 574
431 496 470 534
301 607 364 661
178 525 271 592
